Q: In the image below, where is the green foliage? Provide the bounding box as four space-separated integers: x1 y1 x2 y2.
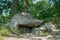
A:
0 0 11 13
18 0 23 12
0 23 20 36
0 14 12 23
0 25 11 36
0 29 11 36
0 0 60 23
0 0 12 23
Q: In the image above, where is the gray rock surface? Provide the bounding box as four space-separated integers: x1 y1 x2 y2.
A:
10 14 43 27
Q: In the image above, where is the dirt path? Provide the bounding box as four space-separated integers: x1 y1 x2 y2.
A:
3 36 60 40
3 37 30 40
3 36 49 40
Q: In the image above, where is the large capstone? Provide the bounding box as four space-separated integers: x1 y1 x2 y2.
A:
10 13 43 33
10 14 43 27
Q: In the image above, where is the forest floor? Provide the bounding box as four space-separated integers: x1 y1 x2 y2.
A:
3 36 47 40
3 36 60 40
3 37 30 40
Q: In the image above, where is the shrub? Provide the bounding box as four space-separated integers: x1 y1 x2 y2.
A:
0 29 11 36
0 26 11 36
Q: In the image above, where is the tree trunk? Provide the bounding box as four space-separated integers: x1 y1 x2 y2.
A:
11 0 18 15
11 0 28 15
22 0 28 13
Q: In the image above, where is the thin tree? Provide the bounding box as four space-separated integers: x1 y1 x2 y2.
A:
22 0 28 13
11 0 18 15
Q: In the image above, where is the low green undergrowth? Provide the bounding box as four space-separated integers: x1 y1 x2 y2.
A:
0 26 11 37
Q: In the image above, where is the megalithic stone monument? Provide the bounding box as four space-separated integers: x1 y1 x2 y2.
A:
10 0 43 33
